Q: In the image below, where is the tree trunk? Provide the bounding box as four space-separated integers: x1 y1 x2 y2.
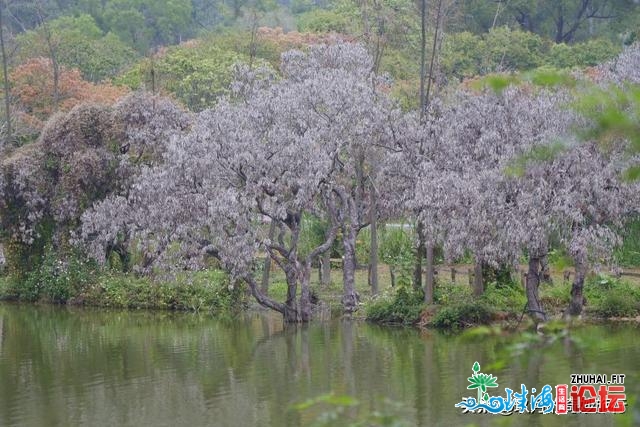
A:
567 258 588 317
260 222 276 295
473 259 483 297
284 267 301 322
320 251 331 286
418 0 427 118
424 244 434 303
540 253 553 285
243 275 295 322
0 3 11 146
368 177 379 295
390 265 396 287
299 262 312 322
342 222 359 314
424 0 443 109
260 255 270 295
413 221 424 291
525 256 547 324
368 211 379 295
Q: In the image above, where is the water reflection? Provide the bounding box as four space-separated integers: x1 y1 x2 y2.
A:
0 304 637 426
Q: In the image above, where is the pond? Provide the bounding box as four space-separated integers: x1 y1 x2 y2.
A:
0 303 638 426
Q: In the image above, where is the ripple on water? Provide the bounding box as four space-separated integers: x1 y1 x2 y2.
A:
0 305 638 427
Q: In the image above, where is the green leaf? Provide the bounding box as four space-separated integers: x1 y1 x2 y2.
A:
324 394 360 407
623 165 640 182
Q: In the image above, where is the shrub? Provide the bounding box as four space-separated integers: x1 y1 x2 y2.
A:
0 244 246 316
481 282 526 313
379 226 414 288
81 269 246 315
591 291 639 318
430 302 493 330
366 287 424 325
13 247 100 303
586 275 640 318
434 281 473 306
540 281 572 308
614 215 640 267
296 9 349 33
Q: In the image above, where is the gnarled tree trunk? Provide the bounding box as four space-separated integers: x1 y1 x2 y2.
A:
540 252 553 285
299 262 313 322
525 255 547 324
342 221 359 314
567 258 588 317
320 251 331 286
284 266 301 322
260 221 276 295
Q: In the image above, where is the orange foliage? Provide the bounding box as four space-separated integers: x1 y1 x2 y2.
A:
9 57 129 131
580 65 607 83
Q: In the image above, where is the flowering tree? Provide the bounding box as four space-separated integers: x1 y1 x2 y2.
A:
419 82 639 321
392 85 573 315
81 44 397 321
524 142 640 317
279 44 399 312
0 93 188 275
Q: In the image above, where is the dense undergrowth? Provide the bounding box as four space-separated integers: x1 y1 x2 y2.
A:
2 245 640 328
0 249 247 315
365 272 640 331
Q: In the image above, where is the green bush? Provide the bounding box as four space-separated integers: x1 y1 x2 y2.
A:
434 281 473 306
379 226 414 288
481 282 526 313
483 27 548 71
296 9 349 33
366 287 424 325
355 227 371 266
615 215 640 267
9 247 100 303
430 302 493 330
548 38 620 69
586 275 640 318
0 244 246 315
79 269 246 314
440 31 484 80
540 281 572 308
591 291 639 318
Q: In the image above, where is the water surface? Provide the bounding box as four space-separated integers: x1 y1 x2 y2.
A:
0 304 638 426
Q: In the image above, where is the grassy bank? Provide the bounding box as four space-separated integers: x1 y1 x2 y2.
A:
2 258 640 329
0 259 247 316
362 270 640 331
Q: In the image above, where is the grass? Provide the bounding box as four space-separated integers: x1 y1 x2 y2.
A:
538 272 640 318
4 257 640 326
265 261 640 328
0 266 246 316
583 274 640 318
